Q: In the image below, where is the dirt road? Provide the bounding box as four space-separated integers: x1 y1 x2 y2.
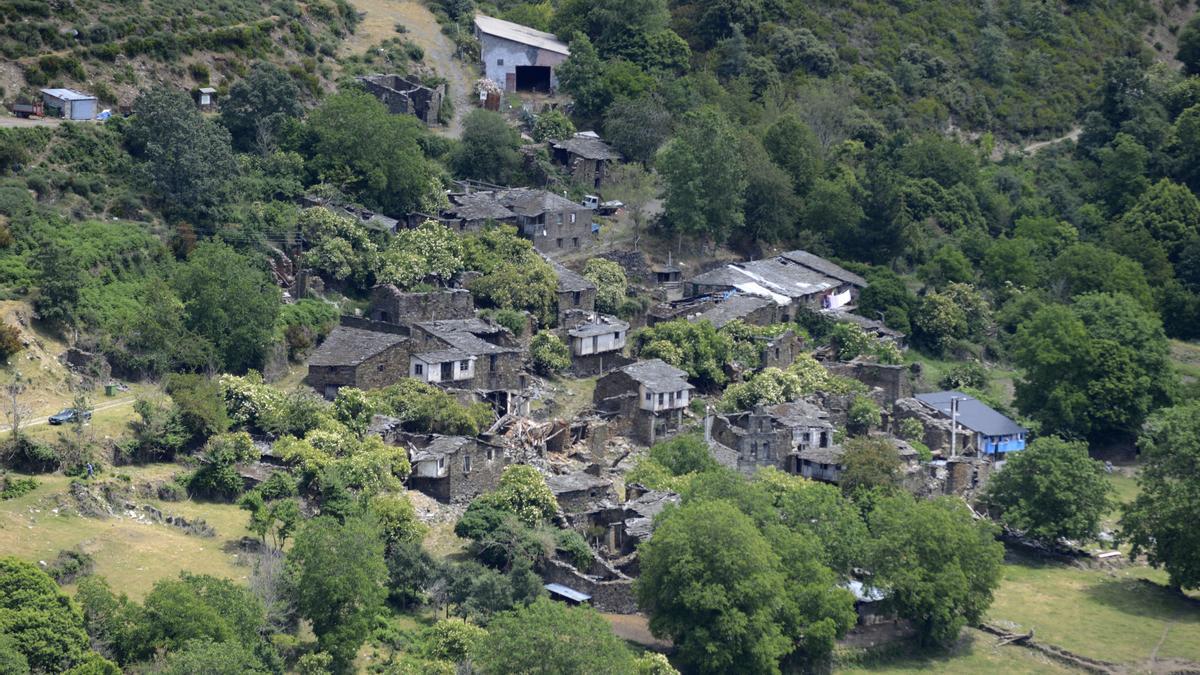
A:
0 397 136 434
344 0 476 137
0 116 64 129
1022 127 1083 156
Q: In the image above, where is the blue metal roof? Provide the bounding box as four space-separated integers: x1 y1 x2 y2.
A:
544 583 591 603
915 391 1027 437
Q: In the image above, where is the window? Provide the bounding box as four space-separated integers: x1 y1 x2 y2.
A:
377 363 385 372
459 360 469 372
557 213 564 225
591 336 598 352
463 453 472 472
750 442 758 458
572 237 579 247
556 238 563 248
489 354 497 371
658 392 664 405
570 213 576 223
668 391 675 404
763 441 771 458
437 456 445 470
497 58 504 65
414 363 424 375
486 448 495 461
645 392 652 402
572 291 581 305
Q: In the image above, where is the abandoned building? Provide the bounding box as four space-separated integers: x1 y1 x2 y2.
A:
357 73 444 126
688 249 868 315
406 435 507 503
195 87 217 112
651 260 684 300
434 188 592 253
914 391 1027 458
368 285 475 325
546 473 617 514
565 315 632 376
551 260 598 324
440 190 520 232
409 318 529 415
475 14 569 93
798 435 920 484
304 320 410 399
594 359 694 445
711 400 835 475
549 132 620 189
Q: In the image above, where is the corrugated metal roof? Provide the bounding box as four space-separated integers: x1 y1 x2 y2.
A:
544 583 591 603
474 14 570 54
41 88 96 101
914 391 1027 437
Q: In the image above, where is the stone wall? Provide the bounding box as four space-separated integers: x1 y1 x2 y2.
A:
358 74 444 125
556 287 597 323
540 558 638 614
760 329 804 370
369 286 474 325
711 413 793 475
826 361 912 407
570 351 633 377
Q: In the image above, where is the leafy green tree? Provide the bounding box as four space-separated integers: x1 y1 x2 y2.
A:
911 290 969 355
636 500 789 673
1096 133 1150 214
1118 178 1200 259
288 515 388 672
553 0 669 59
1012 293 1174 440
633 318 734 388
1047 243 1153 306
582 258 627 313
189 431 258 500
531 109 575 143
657 106 747 246
741 137 799 245
126 88 236 222
529 331 570 375
771 476 869 575
156 638 269 675
557 33 609 120
164 374 231 444
918 246 974 287
846 395 882 435
306 91 439 215
648 433 718 476
34 240 85 330
603 96 672 164
220 63 303 152
983 437 1111 543
172 242 281 373
0 557 91 672
475 597 635 674
867 494 1004 646
0 634 28 675
1178 14 1200 75
840 436 902 498
1120 401 1200 591
719 367 805 411
763 114 822 196
134 573 267 659
452 109 523 184
982 237 1039 291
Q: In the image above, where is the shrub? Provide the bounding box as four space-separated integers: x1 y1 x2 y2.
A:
44 548 94 584
0 474 37 500
939 361 988 390
529 331 570 375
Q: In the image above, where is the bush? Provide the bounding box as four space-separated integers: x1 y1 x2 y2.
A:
44 548 94 584
939 361 988 390
529 331 570 375
0 474 37 500
0 323 21 360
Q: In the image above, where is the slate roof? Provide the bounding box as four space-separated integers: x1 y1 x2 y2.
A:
694 293 774 328
496 187 581 217
474 14 570 55
447 191 517 221
545 472 612 495
551 133 620 161
689 250 866 305
308 326 406 367
417 318 519 355
551 260 597 293
761 400 833 429
619 359 693 391
412 348 473 364
798 444 845 465
568 316 629 338
411 435 471 461
914 391 1027 437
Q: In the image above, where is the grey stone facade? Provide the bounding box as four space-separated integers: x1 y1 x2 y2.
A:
304 321 410 399
546 473 617 514
549 132 620 189
710 400 836 475
826 361 913 408
594 360 693 446
368 285 475 325
405 434 508 503
357 74 444 125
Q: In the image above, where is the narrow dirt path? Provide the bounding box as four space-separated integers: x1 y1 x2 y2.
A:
345 0 476 137
1022 127 1082 155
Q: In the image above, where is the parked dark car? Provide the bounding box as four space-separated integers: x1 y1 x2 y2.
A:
48 408 91 425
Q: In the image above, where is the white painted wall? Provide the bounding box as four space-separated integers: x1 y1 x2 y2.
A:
478 33 567 90
638 384 689 412
572 330 625 356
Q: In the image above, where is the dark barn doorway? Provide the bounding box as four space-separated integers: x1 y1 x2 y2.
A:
515 65 551 92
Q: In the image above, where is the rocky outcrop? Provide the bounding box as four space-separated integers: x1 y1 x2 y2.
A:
69 480 215 537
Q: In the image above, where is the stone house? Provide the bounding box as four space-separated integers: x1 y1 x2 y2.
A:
711 400 835 475
549 132 620 189
475 14 569 93
798 435 920 484
594 359 694 445
368 285 475 325
914 391 1028 459
439 190 520 233
357 73 444 126
565 315 632 376
546 473 617 514
304 320 410 399
688 250 868 316
408 318 529 415
502 188 593 254
406 435 507 503
551 260 598 324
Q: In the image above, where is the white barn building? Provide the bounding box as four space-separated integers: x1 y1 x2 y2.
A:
474 14 569 93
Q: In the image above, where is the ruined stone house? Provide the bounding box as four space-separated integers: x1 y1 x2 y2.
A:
368 285 475 325
405 434 508 503
594 359 694 446
711 399 836 475
408 318 530 415
551 260 598 325
549 132 620 189
357 73 444 126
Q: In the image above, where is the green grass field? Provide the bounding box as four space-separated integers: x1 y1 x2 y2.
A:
837 628 1073 674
